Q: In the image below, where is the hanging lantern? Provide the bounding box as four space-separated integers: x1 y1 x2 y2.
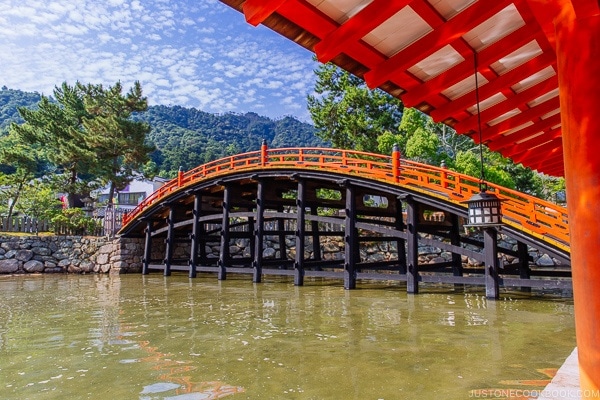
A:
463 52 503 228
464 190 503 227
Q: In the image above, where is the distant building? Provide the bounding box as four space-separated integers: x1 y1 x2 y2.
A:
94 177 169 211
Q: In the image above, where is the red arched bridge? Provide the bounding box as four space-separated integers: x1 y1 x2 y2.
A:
119 146 570 298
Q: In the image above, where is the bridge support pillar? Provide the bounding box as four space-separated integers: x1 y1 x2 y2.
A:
142 220 152 275
311 206 322 263
277 206 286 262
516 241 530 292
163 206 175 277
557 9 600 394
295 179 306 286
344 184 357 290
483 228 499 300
450 214 463 291
406 197 419 294
248 214 255 269
395 197 407 274
253 180 264 283
189 194 201 278
219 186 231 280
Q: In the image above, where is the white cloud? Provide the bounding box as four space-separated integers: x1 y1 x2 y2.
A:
0 0 319 120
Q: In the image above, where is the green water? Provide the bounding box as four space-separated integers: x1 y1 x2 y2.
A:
0 274 575 400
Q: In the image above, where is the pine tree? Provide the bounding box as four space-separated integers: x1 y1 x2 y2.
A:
79 81 154 205
10 82 94 207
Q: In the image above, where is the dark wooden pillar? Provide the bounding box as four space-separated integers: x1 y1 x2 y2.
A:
164 206 175 277
199 221 207 265
248 214 255 266
142 220 152 275
406 197 419 294
295 179 306 286
395 197 407 274
277 206 286 261
517 241 531 292
344 184 357 290
484 228 500 299
311 206 321 262
450 213 463 291
218 186 230 281
189 193 201 278
253 180 265 283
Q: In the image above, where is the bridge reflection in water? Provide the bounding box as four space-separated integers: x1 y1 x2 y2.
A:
119 146 570 299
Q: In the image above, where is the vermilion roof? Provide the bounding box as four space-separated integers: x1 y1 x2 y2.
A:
220 0 598 177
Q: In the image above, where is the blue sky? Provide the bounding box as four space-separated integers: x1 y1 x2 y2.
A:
0 0 320 121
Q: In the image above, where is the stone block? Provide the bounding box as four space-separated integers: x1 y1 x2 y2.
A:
23 260 45 273
96 254 109 264
1 242 20 251
79 261 94 272
0 259 20 273
98 244 114 254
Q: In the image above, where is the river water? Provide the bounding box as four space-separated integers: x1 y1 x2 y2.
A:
0 274 575 400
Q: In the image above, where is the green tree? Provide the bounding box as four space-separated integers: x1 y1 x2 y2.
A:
454 149 515 189
15 180 63 225
405 127 440 164
79 81 154 205
10 82 94 207
376 131 403 155
0 132 44 221
307 62 403 152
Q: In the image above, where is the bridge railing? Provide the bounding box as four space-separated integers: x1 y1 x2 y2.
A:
122 147 568 250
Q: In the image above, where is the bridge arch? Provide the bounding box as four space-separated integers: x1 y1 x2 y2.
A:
119 147 570 298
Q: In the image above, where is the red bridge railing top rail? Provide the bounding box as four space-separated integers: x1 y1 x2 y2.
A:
121 147 569 252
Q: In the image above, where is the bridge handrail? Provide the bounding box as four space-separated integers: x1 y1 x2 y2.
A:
122 147 569 250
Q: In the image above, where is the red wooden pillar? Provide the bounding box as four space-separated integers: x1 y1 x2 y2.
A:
556 9 600 394
260 139 268 166
391 144 401 183
177 166 183 187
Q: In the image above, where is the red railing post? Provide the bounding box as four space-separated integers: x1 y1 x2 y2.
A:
392 144 401 183
441 160 449 188
261 139 268 166
177 166 184 187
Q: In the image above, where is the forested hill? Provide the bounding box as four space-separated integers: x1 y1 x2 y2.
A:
0 87 42 131
0 87 326 177
142 105 327 175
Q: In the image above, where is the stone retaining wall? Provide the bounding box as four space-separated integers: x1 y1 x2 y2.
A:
0 231 560 276
154 234 561 268
0 235 144 275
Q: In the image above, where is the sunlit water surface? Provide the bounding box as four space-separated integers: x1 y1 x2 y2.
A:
0 274 575 400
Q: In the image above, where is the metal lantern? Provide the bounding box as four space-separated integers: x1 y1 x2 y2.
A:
465 190 503 227
463 53 503 228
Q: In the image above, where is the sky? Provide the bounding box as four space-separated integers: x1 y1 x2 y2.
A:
0 0 321 121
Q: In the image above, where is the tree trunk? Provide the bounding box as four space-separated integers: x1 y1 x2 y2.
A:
68 167 77 208
107 181 116 206
5 181 24 229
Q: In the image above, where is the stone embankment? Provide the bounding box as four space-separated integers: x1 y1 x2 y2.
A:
0 235 143 275
0 232 560 275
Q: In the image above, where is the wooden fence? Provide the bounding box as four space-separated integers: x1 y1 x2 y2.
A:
0 208 128 236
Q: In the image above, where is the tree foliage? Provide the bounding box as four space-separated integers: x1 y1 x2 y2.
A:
79 81 154 204
307 62 403 152
141 107 326 177
10 83 93 206
307 63 558 201
0 87 41 133
0 87 328 217
5 82 155 210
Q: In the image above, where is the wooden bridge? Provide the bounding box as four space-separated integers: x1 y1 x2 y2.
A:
119 145 570 299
